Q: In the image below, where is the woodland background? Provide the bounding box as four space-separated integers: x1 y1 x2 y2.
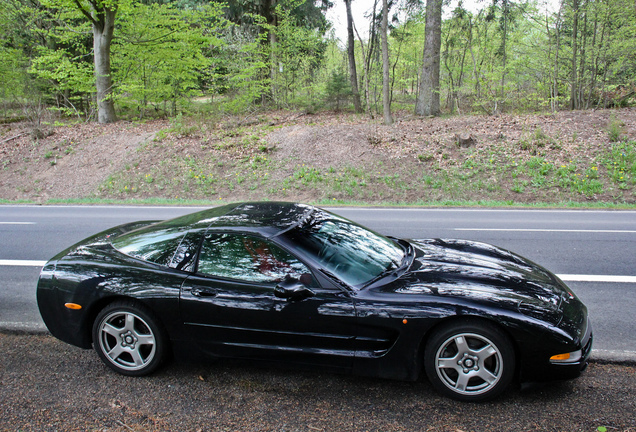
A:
1 0 635 126
1 0 635 205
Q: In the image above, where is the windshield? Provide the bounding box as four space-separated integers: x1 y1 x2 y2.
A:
283 217 405 287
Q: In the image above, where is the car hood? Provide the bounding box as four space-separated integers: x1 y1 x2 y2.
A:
388 239 577 320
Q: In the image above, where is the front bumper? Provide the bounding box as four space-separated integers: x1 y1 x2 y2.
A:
521 316 593 382
548 316 593 377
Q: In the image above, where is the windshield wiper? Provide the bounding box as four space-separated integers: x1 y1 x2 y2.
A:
318 268 352 290
389 237 413 268
364 259 408 288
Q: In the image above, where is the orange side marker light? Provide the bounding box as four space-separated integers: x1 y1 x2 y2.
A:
64 303 82 310
550 353 571 361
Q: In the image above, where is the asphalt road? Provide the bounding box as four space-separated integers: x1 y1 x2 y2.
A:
1 205 635 361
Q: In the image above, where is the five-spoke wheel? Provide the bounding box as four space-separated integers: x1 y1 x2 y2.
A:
92 301 166 376
425 320 515 402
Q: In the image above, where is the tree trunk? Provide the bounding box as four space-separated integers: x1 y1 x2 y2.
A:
358 0 379 117
92 6 117 124
570 0 579 110
354 22 371 116
381 0 392 125
443 30 455 113
468 16 480 99
578 5 588 109
345 0 362 112
552 1 563 112
588 3 609 109
267 0 279 105
501 0 509 101
415 0 443 116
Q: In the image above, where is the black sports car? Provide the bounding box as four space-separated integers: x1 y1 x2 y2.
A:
37 202 592 401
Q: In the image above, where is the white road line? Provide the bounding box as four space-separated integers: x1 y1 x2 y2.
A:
557 274 636 283
0 260 47 267
0 260 634 283
455 228 636 233
328 207 636 214
0 222 36 225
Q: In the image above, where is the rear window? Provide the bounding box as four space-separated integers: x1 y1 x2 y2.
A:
112 226 187 267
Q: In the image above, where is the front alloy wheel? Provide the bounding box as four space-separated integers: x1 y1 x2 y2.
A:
92 301 166 376
425 321 515 402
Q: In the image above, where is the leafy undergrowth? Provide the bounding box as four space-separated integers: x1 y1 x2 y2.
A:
1 108 635 206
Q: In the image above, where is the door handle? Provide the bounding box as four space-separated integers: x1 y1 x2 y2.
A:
191 288 217 297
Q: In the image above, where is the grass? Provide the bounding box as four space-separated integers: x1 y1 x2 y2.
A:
26 197 636 209
42 197 219 206
607 114 626 143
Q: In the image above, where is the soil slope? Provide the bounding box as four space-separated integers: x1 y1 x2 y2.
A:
1 109 635 204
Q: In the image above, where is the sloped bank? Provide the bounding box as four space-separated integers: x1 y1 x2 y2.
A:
1 109 634 205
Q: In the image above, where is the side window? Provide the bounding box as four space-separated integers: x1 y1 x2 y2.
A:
197 233 316 285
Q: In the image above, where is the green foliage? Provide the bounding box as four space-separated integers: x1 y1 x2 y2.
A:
113 2 226 117
602 141 636 186
29 48 94 94
325 70 352 110
216 32 269 114
266 0 328 108
0 3 29 104
0 46 27 102
387 0 636 113
607 114 625 143
4 0 636 119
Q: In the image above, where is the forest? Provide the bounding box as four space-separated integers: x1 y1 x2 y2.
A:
1 0 635 125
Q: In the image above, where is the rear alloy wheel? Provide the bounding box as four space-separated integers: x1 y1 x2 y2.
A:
424 321 515 402
92 301 166 376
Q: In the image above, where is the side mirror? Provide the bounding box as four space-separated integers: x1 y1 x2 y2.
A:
275 277 314 301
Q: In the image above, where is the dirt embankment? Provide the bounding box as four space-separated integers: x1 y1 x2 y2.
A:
1 108 635 204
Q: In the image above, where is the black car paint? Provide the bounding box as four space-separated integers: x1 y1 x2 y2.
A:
37 202 591 386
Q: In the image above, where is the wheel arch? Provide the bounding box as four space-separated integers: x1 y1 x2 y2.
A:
83 295 168 348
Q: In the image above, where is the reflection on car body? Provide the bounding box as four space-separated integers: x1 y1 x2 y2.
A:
37 202 592 401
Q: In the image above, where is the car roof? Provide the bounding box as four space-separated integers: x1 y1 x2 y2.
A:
166 202 316 237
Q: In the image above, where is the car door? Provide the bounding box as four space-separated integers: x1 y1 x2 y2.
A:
179 232 357 370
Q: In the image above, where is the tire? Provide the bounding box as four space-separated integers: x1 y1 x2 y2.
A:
92 300 167 376
424 320 515 402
